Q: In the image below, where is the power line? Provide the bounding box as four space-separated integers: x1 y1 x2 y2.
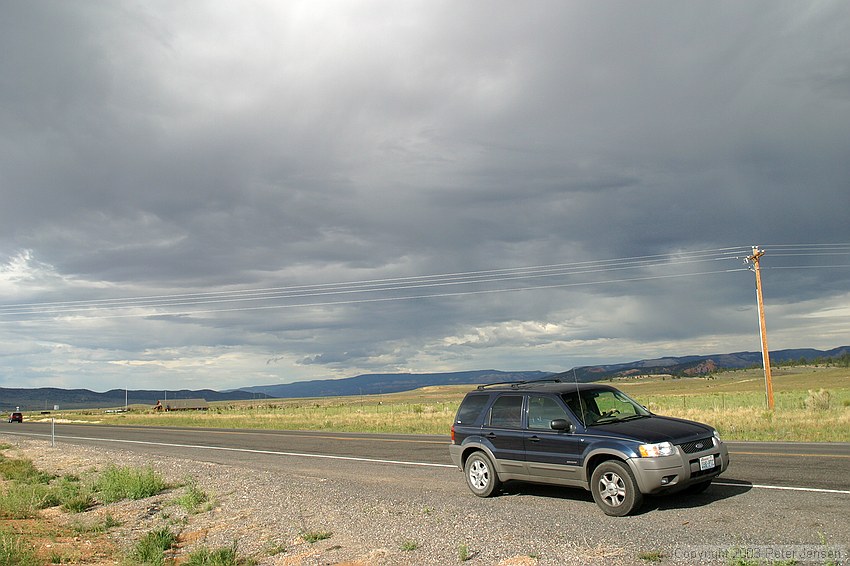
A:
1 243 845 323
1 267 750 323
1 245 749 311
0 248 750 318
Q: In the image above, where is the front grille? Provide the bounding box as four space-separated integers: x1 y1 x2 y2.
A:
678 437 715 454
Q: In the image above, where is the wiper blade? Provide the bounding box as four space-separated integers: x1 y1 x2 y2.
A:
593 416 620 425
619 414 649 422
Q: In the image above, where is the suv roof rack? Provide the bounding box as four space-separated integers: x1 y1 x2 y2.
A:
476 378 563 390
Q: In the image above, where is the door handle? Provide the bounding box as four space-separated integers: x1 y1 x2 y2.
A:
486 432 497 439
528 436 541 442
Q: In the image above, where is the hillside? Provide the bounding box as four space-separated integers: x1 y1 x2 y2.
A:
237 370 552 398
554 346 850 382
0 387 269 412
3 346 847 410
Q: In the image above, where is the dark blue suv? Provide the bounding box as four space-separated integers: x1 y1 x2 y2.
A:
449 380 729 516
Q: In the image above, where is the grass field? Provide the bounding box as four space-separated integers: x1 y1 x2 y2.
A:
37 366 850 442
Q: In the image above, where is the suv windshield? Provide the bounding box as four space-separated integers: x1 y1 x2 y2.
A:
561 388 650 426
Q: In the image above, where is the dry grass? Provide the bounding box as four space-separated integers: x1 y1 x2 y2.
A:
33 368 850 441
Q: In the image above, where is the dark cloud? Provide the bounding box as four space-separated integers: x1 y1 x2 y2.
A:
1 1 848 390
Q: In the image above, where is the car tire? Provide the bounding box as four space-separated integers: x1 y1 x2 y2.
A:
590 460 643 516
464 451 501 497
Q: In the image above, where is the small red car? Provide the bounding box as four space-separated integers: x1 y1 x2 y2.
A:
8 412 22 423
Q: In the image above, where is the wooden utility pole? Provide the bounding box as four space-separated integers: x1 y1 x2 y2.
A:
747 246 774 409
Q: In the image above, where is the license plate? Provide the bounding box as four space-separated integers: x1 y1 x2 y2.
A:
699 455 715 471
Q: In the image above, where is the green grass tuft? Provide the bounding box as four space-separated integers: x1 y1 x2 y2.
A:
0 483 57 519
300 530 332 544
186 542 256 566
175 480 210 514
0 455 54 484
131 527 176 565
0 530 40 566
638 550 664 562
94 465 167 503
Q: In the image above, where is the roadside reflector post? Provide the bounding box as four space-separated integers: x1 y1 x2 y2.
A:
52 417 55 447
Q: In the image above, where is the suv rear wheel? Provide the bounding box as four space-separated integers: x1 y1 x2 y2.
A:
464 451 501 497
590 460 643 516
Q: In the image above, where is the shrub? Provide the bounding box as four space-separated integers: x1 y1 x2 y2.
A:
804 389 831 410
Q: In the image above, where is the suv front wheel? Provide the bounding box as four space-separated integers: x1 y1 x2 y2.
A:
590 460 643 516
464 451 501 497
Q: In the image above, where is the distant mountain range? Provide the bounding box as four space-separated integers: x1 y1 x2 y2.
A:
554 346 850 382
237 370 551 399
2 347 847 411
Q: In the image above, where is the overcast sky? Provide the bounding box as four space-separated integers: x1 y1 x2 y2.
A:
1 1 849 392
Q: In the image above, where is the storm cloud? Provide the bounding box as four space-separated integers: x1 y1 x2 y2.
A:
1 1 848 390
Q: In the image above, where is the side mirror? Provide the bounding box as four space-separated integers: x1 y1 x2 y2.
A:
550 419 574 433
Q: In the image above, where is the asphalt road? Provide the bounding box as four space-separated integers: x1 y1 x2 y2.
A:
3 421 849 564
3 422 849 492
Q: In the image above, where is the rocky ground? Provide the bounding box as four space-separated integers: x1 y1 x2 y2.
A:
2 436 615 565
3 435 846 565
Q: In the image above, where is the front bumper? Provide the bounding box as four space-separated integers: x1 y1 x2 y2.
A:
629 440 730 494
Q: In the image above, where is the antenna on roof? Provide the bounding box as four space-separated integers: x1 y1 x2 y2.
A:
573 368 587 427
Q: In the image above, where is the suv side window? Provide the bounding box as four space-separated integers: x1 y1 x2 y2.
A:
488 395 523 428
528 395 568 430
455 394 490 425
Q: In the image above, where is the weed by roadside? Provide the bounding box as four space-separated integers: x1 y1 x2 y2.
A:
0 482 57 519
0 453 53 484
70 513 122 534
638 550 664 562
0 529 39 566
186 541 256 566
94 464 167 503
131 527 177 565
175 479 213 514
300 530 332 544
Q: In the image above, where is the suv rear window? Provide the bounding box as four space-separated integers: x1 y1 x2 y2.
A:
488 395 523 428
455 394 490 425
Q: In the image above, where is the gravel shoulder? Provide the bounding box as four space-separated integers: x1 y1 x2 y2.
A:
2 435 848 565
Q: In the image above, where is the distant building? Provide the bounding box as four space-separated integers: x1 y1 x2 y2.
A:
153 398 209 411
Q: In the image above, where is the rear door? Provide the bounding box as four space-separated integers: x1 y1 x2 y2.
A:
483 394 527 475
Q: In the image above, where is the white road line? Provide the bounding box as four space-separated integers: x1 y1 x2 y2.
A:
7 431 457 469
713 481 850 495
4 431 849 494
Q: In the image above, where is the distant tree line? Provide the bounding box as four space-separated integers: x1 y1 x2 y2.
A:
776 352 850 368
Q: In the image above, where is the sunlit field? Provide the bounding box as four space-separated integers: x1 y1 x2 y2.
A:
38 367 849 442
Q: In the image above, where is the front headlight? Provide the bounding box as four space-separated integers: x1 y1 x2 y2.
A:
712 429 722 443
638 441 676 458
